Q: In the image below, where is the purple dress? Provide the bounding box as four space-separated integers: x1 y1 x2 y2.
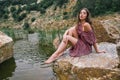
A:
69 24 96 57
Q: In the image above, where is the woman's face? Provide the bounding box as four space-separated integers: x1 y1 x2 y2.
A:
79 9 87 21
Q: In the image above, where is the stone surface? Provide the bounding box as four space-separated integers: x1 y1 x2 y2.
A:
53 42 120 80
0 31 13 63
101 18 120 39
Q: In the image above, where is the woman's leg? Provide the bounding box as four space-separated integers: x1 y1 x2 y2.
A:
45 28 78 63
45 37 78 64
66 35 78 46
44 36 68 63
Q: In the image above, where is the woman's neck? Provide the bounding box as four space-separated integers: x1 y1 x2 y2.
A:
77 20 86 26
80 20 85 25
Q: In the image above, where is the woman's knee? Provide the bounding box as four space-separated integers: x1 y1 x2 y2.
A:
68 28 72 34
65 27 75 36
66 35 71 40
62 35 67 43
66 35 78 45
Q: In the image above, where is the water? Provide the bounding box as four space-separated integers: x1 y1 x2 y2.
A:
0 32 56 80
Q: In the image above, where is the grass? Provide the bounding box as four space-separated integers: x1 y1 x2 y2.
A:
0 28 15 41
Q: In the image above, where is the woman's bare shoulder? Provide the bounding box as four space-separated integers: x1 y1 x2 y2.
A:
83 22 92 31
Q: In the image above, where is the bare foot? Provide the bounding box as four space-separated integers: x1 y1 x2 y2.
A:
44 57 57 64
44 59 55 64
44 54 58 64
45 52 65 64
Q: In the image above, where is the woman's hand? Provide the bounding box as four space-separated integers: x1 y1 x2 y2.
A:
93 43 106 53
96 50 106 53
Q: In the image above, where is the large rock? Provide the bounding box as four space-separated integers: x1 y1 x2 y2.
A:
53 42 120 80
101 18 120 40
0 31 14 63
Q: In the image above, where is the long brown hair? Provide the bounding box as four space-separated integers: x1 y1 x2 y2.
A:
76 8 94 31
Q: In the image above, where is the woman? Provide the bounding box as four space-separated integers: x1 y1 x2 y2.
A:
45 8 105 64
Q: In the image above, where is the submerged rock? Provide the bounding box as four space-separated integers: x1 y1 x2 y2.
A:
0 31 13 63
53 42 120 80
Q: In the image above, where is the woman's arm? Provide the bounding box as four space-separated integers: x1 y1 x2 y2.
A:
93 43 99 53
93 43 106 53
83 23 105 53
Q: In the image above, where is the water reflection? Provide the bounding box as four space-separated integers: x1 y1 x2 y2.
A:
0 58 16 80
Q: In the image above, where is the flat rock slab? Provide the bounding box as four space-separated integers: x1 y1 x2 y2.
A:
53 42 120 80
57 42 119 69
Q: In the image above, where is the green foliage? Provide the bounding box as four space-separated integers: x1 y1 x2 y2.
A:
54 0 69 8
23 22 30 30
11 0 37 5
63 12 69 19
31 17 36 22
11 7 26 22
3 14 9 19
38 30 57 56
10 6 16 12
36 0 53 14
0 0 69 18
12 11 18 20
0 28 15 40
73 0 120 17
29 3 38 10
17 13 27 21
4 7 9 14
0 0 11 18
0 7 9 19
35 0 69 14
17 5 22 14
63 12 68 15
40 8 46 14
0 0 120 20
63 15 69 20
39 0 54 9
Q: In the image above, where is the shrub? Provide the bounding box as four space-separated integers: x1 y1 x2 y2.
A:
39 8 46 14
23 22 30 30
17 13 27 21
54 0 69 8
17 5 22 14
73 0 120 17
12 11 19 20
31 17 36 22
63 12 68 15
3 14 9 19
10 6 16 12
